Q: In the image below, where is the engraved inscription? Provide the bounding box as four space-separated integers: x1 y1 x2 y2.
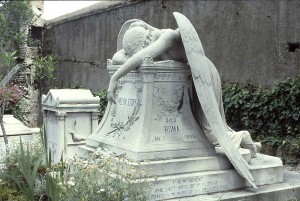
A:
164 125 180 133
107 85 142 139
148 177 231 200
155 73 190 82
117 98 138 106
165 116 176 123
118 97 127 105
152 136 166 142
185 135 196 140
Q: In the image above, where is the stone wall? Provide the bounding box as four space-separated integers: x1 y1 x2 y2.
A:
44 0 300 90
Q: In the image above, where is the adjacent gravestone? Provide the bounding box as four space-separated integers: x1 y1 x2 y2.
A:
42 89 100 163
0 115 39 167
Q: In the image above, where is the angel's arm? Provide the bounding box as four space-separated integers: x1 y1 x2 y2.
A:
108 29 181 103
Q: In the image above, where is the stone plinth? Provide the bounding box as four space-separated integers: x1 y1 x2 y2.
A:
42 89 100 163
87 59 215 161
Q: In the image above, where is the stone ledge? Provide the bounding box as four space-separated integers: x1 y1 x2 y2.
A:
171 171 300 201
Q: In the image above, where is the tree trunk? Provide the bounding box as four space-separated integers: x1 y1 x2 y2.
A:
0 105 9 145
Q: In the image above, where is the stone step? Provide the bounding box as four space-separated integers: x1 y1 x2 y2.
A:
146 154 283 200
168 171 299 201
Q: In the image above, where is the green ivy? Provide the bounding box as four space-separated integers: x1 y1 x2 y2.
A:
0 183 27 201
222 77 300 157
91 90 108 121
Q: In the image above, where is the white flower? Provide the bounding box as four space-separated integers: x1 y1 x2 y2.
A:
97 188 105 193
67 180 75 186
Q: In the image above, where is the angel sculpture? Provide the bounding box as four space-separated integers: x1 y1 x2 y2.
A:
107 12 261 188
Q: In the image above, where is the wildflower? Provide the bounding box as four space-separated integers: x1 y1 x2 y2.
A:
67 180 75 186
97 188 105 193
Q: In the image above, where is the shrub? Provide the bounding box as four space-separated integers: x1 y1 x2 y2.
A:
1 135 44 200
0 182 27 201
222 77 300 158
53 150 149 201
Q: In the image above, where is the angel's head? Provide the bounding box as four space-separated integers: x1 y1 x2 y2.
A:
122 25 153 57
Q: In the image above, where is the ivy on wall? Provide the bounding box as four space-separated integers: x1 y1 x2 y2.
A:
222 77 300 160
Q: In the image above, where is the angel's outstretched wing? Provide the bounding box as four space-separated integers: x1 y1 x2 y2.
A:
173 12 257 189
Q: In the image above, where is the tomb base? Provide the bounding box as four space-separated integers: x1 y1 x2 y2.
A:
171 171 300 201
79 145 283 200
145 154 283 200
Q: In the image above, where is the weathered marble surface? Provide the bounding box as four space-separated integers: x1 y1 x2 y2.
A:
42 89 100 163
87 60 216 161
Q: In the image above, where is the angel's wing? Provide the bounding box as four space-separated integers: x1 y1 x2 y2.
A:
173 12 257 189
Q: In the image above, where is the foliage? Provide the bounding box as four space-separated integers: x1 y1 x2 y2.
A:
0 182 27 201
39 126 61 201
91 89 108 121
10 139 43 200
222 77 300 158
9 97 27 122
1 136 44 200
1 126 149 200
33 55 57 89
0 50 17 72
0 84 22 108
0 84 22 144
0 0 34 52
56 151 149 201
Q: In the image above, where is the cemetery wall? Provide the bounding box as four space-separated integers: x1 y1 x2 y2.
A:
44 0 300 90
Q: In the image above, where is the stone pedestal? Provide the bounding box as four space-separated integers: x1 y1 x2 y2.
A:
83 59 284 200
87 59 215 160
42 89 99 163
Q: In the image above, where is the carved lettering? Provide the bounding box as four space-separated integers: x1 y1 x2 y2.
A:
154 188 164 193
164 125 180 133
127 98 137 106
148 194 163 200
118 98 127 105
155 73 189 82
149 178 231 199
185 135 196 140
153 136 166 142
117 98 138 107
165 116 176 122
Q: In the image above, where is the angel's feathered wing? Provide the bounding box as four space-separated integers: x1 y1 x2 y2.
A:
173 12 257 189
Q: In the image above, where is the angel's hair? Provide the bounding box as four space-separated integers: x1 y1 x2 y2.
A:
123 26 152 56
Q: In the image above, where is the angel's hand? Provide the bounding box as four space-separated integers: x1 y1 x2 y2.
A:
107 78 118 104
